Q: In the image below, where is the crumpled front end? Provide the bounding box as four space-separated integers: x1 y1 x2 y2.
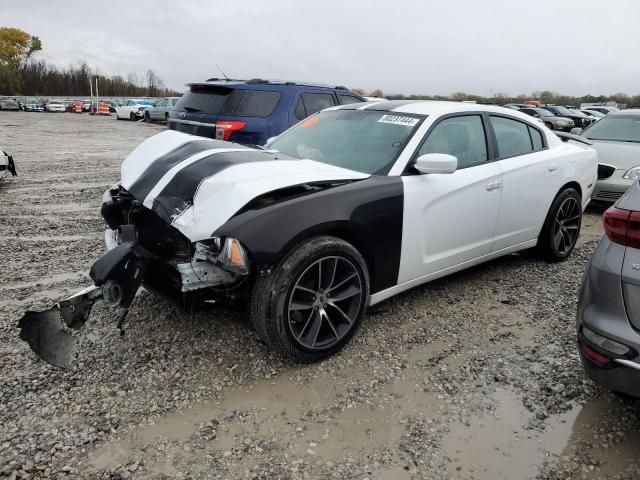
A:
1 148 17 179
18 184 251 368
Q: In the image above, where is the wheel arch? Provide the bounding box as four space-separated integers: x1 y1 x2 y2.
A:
559 180 582 199
276 221 377 291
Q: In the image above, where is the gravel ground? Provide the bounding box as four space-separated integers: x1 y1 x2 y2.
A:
1 111 639 480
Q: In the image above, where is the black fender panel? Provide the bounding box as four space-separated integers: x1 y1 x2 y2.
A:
214 176 404 293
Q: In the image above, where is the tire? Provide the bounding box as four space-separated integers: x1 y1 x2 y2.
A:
535 187 582 261
130 112 136 121
144 111 151 122
165 113 169 123
545 122 554 130
249 236 370 362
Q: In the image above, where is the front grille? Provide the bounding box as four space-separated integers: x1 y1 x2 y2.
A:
596 190 624 201
597 164 616 180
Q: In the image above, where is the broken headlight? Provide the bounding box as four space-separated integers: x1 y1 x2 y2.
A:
195 237 249 275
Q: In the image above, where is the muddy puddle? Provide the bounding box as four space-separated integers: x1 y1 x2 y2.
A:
442 388 638 479
84 334 638 479
86 363 439 476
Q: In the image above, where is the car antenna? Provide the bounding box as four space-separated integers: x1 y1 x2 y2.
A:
216 64 230 81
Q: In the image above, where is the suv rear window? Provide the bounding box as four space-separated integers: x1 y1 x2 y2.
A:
175 86 281 117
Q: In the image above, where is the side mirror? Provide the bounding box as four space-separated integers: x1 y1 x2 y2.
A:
415 153 458 174
570 127 583 135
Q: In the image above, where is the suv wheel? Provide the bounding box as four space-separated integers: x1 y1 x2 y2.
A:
250 236 369 362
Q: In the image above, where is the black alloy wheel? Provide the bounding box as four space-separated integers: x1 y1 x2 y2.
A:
536 187 582 261
552 196 581 256
250 236 370 362
287 256 363 351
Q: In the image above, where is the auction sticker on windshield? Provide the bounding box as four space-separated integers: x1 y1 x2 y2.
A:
377 114 419 127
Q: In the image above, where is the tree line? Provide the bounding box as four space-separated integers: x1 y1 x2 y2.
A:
352 88 640 108
0 27 178 97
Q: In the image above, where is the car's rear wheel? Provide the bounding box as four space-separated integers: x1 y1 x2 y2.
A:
535 187 582 261
129 112 136 121
250 236 369 362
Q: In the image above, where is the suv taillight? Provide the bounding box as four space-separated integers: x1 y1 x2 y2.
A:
215 121 246 141
603 206 640 248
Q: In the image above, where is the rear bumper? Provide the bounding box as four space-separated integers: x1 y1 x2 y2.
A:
577 236 640 397
580 351 640 397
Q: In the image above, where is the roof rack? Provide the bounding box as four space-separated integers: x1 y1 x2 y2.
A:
204 77 246 82
244 78 348 90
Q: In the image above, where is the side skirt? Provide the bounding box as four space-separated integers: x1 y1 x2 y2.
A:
369 239 537 306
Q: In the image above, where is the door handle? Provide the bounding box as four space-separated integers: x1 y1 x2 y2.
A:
486 181 501 191
548 164 558 172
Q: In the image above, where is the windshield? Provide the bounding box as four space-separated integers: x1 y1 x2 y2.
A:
269 110 422 175
583 115 640 143
553 106 572 115
534 109 553 117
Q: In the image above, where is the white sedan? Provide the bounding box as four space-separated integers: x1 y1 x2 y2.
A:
19 101 598 367
45 100 65 112
115 99 155 120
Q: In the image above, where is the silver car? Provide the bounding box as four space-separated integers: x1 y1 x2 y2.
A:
576 109 640 204
578 181 640 397
144 96 181 123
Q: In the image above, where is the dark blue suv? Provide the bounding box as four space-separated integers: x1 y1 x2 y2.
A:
167 79 365 146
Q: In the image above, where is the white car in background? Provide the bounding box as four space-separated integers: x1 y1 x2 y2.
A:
115 99 156 121
45 100 65 112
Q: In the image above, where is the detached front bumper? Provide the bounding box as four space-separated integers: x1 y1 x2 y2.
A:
18 243 150 368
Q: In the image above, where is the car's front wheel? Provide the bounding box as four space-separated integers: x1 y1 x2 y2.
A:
250 236 370 362
545 121 554 130
130 112 136 121
144 111 151 122
536 187 582 261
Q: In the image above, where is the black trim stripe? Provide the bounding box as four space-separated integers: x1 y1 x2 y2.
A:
128 139 233 200
151 150 296 222
215 176 403 294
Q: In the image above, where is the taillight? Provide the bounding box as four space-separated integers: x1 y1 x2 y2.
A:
215 121 246 141
603 206 640 248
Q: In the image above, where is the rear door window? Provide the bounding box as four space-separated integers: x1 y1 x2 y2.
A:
529 126 544 151
338 94 364 105
301 93 336 117
175 86 281 117
490 116 534 158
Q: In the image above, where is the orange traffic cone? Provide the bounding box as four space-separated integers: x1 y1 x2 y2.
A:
97 102 111 116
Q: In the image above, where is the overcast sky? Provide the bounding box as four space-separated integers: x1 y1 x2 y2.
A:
2 0 639 96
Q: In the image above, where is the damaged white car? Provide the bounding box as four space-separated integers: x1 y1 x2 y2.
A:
1 147 17 180
19 101 597 368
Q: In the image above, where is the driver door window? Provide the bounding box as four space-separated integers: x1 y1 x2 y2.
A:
417 115 488 169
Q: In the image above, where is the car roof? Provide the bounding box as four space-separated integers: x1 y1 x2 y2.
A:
331 100 535 120
187 78 351 91
609 109 640 116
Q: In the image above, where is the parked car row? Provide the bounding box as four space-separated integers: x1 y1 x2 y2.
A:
505 103 597 131
2 98 142 113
